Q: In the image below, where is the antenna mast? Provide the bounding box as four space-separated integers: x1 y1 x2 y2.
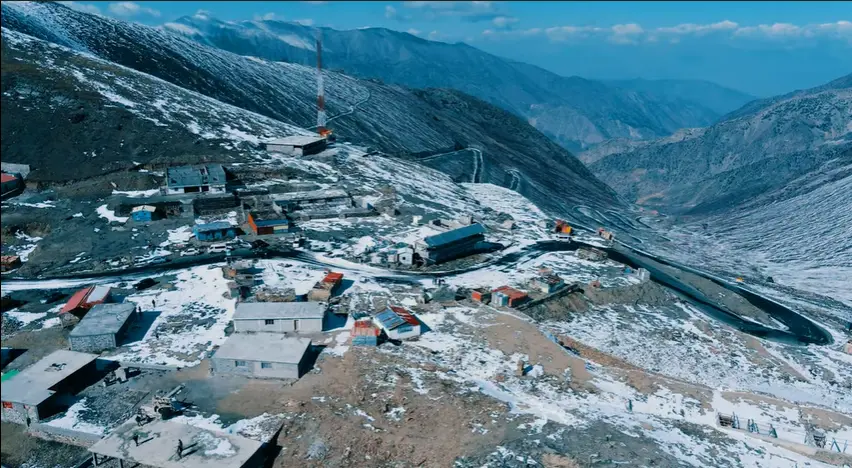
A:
316 30 327 135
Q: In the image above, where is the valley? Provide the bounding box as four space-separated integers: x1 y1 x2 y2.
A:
1 3 850 468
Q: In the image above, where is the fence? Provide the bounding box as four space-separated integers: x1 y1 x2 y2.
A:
716 412 849 453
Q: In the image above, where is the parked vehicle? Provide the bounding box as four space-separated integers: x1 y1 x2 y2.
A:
208 243 231 254
180 248 200 256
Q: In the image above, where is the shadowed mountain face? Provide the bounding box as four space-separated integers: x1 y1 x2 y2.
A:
0 2 622 216
160 13 755 153
587 74 852 214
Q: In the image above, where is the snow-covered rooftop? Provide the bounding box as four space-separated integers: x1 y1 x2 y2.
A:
266 135 324 147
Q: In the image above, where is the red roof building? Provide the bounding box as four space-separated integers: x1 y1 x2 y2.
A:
60 286 112 315
0 173 16 183
323 272 344 284
492 286 528 307
389 306 420 326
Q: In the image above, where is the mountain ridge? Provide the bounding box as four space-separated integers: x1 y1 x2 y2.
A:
163 13 756 153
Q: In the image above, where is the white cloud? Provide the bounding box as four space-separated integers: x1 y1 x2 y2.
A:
254 12 278 21
295 19 314 26
108 2 160 18
492 16 519 30
58 1 101 15
399 1 501 22
428 30 442 41
482 19 852 45
407 28 422 36
656 20 739 35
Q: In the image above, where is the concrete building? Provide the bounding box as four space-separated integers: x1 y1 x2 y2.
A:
247 208 290 235
89 416 269 468
373 306 421 341
1 350 99 424
212 333 312 379
398 247 415 265
131 205 158 222
265 135 327 156
233 302 326 333
531 275 565 294
415 223 486 265
270 188 351 212
193 222 237 242
69 303 137 353
164 164 226 195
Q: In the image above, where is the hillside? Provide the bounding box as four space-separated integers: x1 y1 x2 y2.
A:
0 1 621 215
162 13 755 152
588 74 852 212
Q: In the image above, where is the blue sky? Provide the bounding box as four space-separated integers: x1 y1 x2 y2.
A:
61 1 852 96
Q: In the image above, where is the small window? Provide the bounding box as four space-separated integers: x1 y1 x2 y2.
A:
235 360 247 367
294 319 300 331
397 325 413 334
261 362 272 369
264 319 275 325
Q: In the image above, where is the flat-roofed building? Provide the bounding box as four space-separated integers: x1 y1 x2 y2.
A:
165 164 226 195
415 223 486 264
1 350 99 424
212 333 312 379
265 135 327 156
233 302 326 333
269 188 351 212
89 416 271 468
69 303 137 353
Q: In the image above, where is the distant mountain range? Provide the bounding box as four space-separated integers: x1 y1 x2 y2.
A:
0 1 621 216
162 14 756 153
588 73 852 213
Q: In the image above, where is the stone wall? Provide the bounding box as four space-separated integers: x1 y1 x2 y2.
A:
69 333 117 353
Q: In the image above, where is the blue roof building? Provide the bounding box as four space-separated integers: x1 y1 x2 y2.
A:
415 223 486 264
193 222 237 242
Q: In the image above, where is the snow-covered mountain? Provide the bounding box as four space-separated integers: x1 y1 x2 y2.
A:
588 73 852 212
0 1 621 216
161 12 756 153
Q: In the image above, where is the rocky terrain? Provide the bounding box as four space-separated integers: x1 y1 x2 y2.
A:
164 12 756 152
587 73 852 212
0 2 620 217
1 4 851 468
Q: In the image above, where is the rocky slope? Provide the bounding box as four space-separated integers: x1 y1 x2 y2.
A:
588 74 852 212
162 13 755 152
0 2 621 215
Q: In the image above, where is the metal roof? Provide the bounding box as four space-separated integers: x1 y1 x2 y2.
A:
69 303 135 337
194 221 234 233
166 164 226 188
2 350 99 405
61 286 95 313
266 135 325 147
389 306 420 326
233 302 326 321
270 188 349 203
214 333 311 364
374 308 406 330
422 223 485 248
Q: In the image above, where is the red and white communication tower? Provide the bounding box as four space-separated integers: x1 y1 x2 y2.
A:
316 30 332 139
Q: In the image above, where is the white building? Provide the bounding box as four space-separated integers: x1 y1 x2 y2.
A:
373 306 421 340
232 302 326 333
